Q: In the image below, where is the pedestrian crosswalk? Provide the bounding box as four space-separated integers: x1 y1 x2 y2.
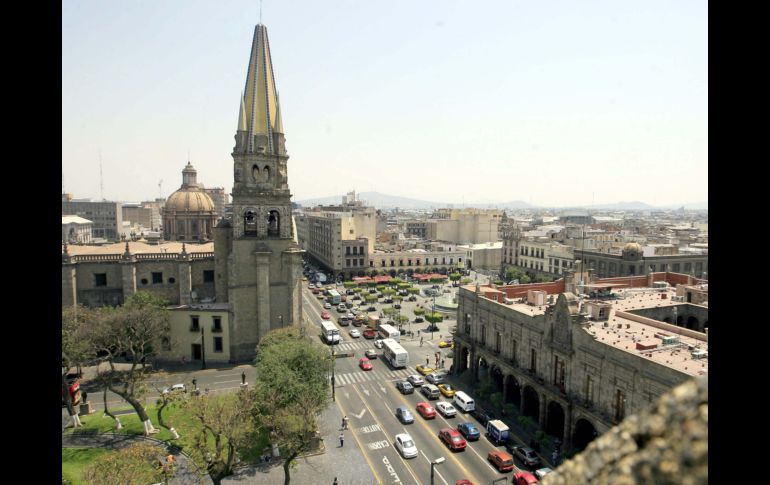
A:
334 366 414 386
335 340 375 352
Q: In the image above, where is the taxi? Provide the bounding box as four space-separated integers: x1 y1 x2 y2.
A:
437 383 456 397
416 364 435 376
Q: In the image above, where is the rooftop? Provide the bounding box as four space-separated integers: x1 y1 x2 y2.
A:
65 241 214 255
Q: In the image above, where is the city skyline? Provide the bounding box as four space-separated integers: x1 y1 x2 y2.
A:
63 0 707 208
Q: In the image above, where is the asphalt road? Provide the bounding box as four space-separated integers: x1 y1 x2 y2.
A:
303 283 537 485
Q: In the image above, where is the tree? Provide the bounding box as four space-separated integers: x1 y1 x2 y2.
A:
381 288 395 297
153 372 188 438
413 307 426 316
62 305 95 427
88 292 171 435
364 293 378 304
186 390 256 485
425 312 444 324
449 272 461 281
253 327 332 485
83 442 173 485
460 277 473 285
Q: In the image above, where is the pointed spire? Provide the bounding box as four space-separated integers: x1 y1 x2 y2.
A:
273 92 283 134
237 92 247 131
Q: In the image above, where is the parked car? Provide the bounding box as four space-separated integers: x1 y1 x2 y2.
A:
394 304 401 309
508 444 541 468
488 450 515 472
439 428 467 451
162 383 186 395
352 295 361 300
456 422 480 441
512 472 539 485
406 374 424 387
345 302 354 308
425 323 439 332
366 306 377 312
437 383 456 397
359 358 373 371
408 296 418 302
395 406 415 424
338 317 350 326
415 402 436 419
414 317 424 323
349 328 361 338
396 380 414 395
324 302 331 309
415 364 434 376
394 433 418 459
534 468 553 480
383 298 393 304
425 372 446 385
435 401 457 418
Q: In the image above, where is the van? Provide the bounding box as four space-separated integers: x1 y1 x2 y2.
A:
420 384 440 400
487 419 510 445
453 391 475 412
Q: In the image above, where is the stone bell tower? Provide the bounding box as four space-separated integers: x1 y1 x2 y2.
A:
214 23 304 362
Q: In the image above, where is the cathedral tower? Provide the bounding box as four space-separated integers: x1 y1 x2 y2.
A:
215 24 304 361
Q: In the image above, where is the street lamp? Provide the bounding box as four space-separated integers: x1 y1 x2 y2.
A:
430 456 445 485
330 349 336 401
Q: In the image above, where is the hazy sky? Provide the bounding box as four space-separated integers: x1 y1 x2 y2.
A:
62 0 707 207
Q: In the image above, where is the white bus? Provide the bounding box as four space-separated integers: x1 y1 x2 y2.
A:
378 323 400 342
320 320 340 345
382 338 408 368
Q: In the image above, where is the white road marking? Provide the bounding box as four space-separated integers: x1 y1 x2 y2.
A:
419 450 449 485
353 408 367 419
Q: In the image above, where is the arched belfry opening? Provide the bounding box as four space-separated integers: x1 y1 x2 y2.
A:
244 210 258 236
251 165 259 182
263 165 270 182
267 210 280 237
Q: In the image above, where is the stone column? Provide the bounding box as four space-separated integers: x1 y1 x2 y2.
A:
539 393 547 427
255 250 272 340
178 255 192 305
283 247 304 326
213 221 231 304
62 262 78 307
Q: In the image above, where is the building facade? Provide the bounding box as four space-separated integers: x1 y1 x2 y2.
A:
203 187 229 221
163 163 219 242
62 216 93 244
62 194 123 241
122 204 154 231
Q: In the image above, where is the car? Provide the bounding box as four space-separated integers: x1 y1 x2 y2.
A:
512 472 539 485
311 288 320 294
359 357 373 370
396 380 414 395
437 383 456 397
338 317 350 326
352 295 361 301
435 401 457 417
346 312 355 319
393 303 402 309
346 289 355 295
162 383 186 395
455 481 474 485
438 339 454 348
415 402 436 419
488 450 515 472
395 406 415 424
425 372 446 385
323 302 332 309
349 328 361 338
337 306 347 313
321 311 331 320
414 317 424 323
352 318 363 327
415 364 434 376
438 428 467 451
472 406 495 427
456 422 480 441
364 349 378 359
508 444 542 468
408 296 418 302
534 468 553 480
374 338 384 349
394 433 418 459
316 294 326 300
406 374 425 387
363 328 376 339
425 323 439 332
366 306 377 312
345 302 354 308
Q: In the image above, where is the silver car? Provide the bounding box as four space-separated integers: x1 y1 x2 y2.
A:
394 433 418 459
426 372 446 385
407 374 425 387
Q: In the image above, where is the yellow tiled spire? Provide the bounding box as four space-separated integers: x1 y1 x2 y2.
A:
240 24 282 153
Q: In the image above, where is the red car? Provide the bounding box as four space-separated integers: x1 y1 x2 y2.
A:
488 450 515 472
512 472 539 485
321 311 331 320
363 328 376 339
415 402 436 419
455 481 474 485
359 358 373 371
438 428 467 451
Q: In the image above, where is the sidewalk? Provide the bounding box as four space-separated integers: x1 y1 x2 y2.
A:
222 400 376 485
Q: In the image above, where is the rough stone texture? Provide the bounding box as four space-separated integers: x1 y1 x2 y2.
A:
541 375 707 485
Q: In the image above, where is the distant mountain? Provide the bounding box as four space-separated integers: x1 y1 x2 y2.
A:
585 201 659 211
657 201 708 210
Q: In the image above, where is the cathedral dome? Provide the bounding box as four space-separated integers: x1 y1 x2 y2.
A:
623 242 642 253
165 189 215 213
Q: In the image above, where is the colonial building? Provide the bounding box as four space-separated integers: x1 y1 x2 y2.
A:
452 269 708 452
162 162 218 242
62 216 93 244
212 22 304 361
62 194 123 241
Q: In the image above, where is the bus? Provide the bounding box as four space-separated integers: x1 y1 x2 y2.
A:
378 323 400 342
320 320 340 345
382 338 408 368
328 289 341 305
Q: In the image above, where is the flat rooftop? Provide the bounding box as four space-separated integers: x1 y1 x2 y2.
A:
65 241 214 255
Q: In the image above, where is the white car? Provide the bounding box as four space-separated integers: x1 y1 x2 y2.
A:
406 374 424 387
374 339 384 349
324 302 331 309
435 401 457 418
394 433 418 459
349 328 361 338
535 468 554 479
162 384 186 395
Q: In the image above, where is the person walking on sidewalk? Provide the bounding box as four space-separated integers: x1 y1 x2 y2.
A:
339 433 344 447
441 358 445 369
333 478 338 485
420 337 424 346
342 415 349 430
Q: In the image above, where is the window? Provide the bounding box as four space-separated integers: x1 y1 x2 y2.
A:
511 339 518 365
212 317 222 333
94 273 107 287
168 277 176 284
161 337 171 351
352 259 357 267
203 270 215 283
214 336 223 353
353 247 357 255
346 259 351 267
464 313 471 334
530 348 537 373
495 332 502 353
152 272 163 284
346 247 351 255
359 247 364 255
140 278 148 285
673 263 680 272
190 316 200 331
359 259 363 266
554 355 566 389
480 325 486 345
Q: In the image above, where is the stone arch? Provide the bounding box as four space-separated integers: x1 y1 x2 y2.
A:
572 418 599 451
406 268 414 276
490 365 504 394
389 270 397 277
505 374 521 409
546 401 566 440
263 165 270 182
476 356 490 382
458 346 470 374
244 210 258 236
522 385 540 422
676 315 683 325
251 164 259 182
267 210 280 237
686 316 699 330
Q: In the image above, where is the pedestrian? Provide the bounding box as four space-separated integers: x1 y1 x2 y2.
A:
333 478 338 485
426 357 429 366
242 371 246 385
441 359 445 368
420 337 424 346
339 433 344 447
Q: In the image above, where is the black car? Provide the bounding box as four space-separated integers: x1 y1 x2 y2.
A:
408 296 417 302
395 380 414 395
425 324 439 332
383 298 393 304
414 317 424 323
367 306 377 312
471 406 495 427
352 295 361 300
394 304 401 309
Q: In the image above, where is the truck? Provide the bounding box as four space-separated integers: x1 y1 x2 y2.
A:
382 338 408 368
367 314 380 329
487 419 510 445
328 289 341 305
377 323 400 342
320 320 340 345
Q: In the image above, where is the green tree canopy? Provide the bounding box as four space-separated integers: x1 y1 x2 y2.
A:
425 312 444 323
449 272 461 281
